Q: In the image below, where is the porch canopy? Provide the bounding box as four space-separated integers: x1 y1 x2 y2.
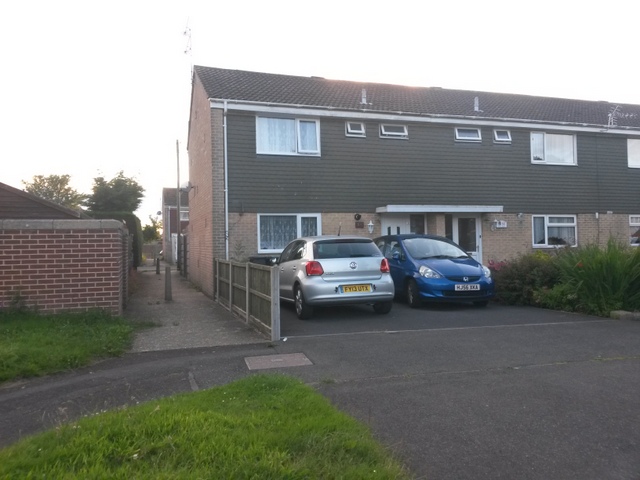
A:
376 205 504 213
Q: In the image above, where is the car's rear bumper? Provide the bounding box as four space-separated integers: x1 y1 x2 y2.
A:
304 279 395 306
307 291 395 306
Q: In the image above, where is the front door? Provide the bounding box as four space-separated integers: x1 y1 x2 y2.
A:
380 214 425 236
452 214 482 262
380 214 409 236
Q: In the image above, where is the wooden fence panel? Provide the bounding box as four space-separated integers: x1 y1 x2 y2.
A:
214 259 279 340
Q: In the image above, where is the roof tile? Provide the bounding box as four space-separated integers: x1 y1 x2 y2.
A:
194 66 640 129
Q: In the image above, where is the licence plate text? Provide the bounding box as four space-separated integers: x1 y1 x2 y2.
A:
455 284 480 291
342 284 372 293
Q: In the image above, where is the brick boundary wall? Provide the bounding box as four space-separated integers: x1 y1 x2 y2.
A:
0 219 130 315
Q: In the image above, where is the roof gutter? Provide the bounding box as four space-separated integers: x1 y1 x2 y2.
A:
376 205 504 213
209 99 640 135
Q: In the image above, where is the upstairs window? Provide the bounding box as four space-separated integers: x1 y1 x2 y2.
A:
179 209 189 221
256 117 320 155
455 127 482 142
532 215 577 247
493 129 512 144
628 138 640 168
630 215 640 246
380 124 408 139
345 121 366 137
531 132 576 165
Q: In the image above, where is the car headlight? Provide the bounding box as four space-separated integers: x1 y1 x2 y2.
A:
419 265 441 278
482 265 492 278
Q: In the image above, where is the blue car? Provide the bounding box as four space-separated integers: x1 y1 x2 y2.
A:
374 234 495 308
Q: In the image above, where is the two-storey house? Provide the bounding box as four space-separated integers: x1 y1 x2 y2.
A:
185 66 640 297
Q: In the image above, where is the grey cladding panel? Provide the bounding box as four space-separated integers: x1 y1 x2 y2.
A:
226 113 639 214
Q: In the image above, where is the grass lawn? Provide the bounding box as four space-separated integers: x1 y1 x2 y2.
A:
0 310 137 383
0 374 411 479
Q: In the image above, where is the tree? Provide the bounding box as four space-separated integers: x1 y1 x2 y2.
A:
22 174 87 209
86 171 144 213
142 215 162 242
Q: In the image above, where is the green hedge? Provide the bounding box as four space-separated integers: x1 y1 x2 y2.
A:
490 240 640 316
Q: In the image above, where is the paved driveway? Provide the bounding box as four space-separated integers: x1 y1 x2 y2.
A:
279 301 640 479
280 300 601 337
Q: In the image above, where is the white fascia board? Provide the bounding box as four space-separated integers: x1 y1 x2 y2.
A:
376 205 504 213
208 99 639 136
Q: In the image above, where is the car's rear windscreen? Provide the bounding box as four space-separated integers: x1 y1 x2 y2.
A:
314 240 382 259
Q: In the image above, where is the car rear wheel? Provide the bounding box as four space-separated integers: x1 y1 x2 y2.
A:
473 300 489 307
373 301 392 314
294 285 314 320
406 280 421 308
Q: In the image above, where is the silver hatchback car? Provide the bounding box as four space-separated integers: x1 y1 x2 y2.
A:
277 236 395 319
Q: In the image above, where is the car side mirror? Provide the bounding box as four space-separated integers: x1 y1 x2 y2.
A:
392 251 401 261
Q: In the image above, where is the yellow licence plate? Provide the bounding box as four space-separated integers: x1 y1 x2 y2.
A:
342 284 371 293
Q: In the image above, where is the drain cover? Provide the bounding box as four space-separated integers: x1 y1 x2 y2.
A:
245 353 313 370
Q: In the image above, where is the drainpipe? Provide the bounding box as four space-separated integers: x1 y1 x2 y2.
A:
223 100 229 260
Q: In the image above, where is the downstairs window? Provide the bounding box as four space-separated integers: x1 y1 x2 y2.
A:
631 215 640 246
532 215 577 247
258 214 321 252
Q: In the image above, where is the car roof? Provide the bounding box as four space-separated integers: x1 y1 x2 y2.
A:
374 234 449 241
298 235 374 242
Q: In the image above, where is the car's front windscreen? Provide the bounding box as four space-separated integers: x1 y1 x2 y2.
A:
403 238 468 260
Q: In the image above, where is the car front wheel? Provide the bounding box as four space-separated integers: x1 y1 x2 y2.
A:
407 280 422 308
294 285 314 320
373 301 392 314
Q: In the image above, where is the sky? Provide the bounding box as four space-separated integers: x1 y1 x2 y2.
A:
1 1 638 225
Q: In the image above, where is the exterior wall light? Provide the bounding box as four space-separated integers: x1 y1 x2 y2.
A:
367 220 375 234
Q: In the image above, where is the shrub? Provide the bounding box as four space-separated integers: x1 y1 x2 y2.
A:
534 283 579 312
549 239 640 316
491 241 640 316
490 251 560 305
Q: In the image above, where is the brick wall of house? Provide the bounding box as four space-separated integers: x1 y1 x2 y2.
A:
0 219 129 315
227 213 257 260
226 212 634 266
185 74 217 297
482 213 632 265
226 212 380 260
320 213 379 238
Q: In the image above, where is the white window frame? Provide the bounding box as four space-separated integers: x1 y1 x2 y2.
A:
531 132 577 165
345 121 366 137
630 215 640 246
628 138 640 168
257 213 322 253
256 117 320 156
179 209 189 221
532 215 577 248
493 129 512 144
380 124 408 139
455 127 482 142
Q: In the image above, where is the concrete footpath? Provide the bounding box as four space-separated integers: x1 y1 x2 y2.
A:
126 262 266 352
0 263 639 479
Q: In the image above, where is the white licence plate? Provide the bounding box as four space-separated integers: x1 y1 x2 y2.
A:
455 284 480 291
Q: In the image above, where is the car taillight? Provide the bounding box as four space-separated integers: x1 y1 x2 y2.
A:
305 261 324 276
380 258 390 273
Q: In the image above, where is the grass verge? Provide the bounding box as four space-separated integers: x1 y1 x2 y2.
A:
0 310 137 383
0 374 411 479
